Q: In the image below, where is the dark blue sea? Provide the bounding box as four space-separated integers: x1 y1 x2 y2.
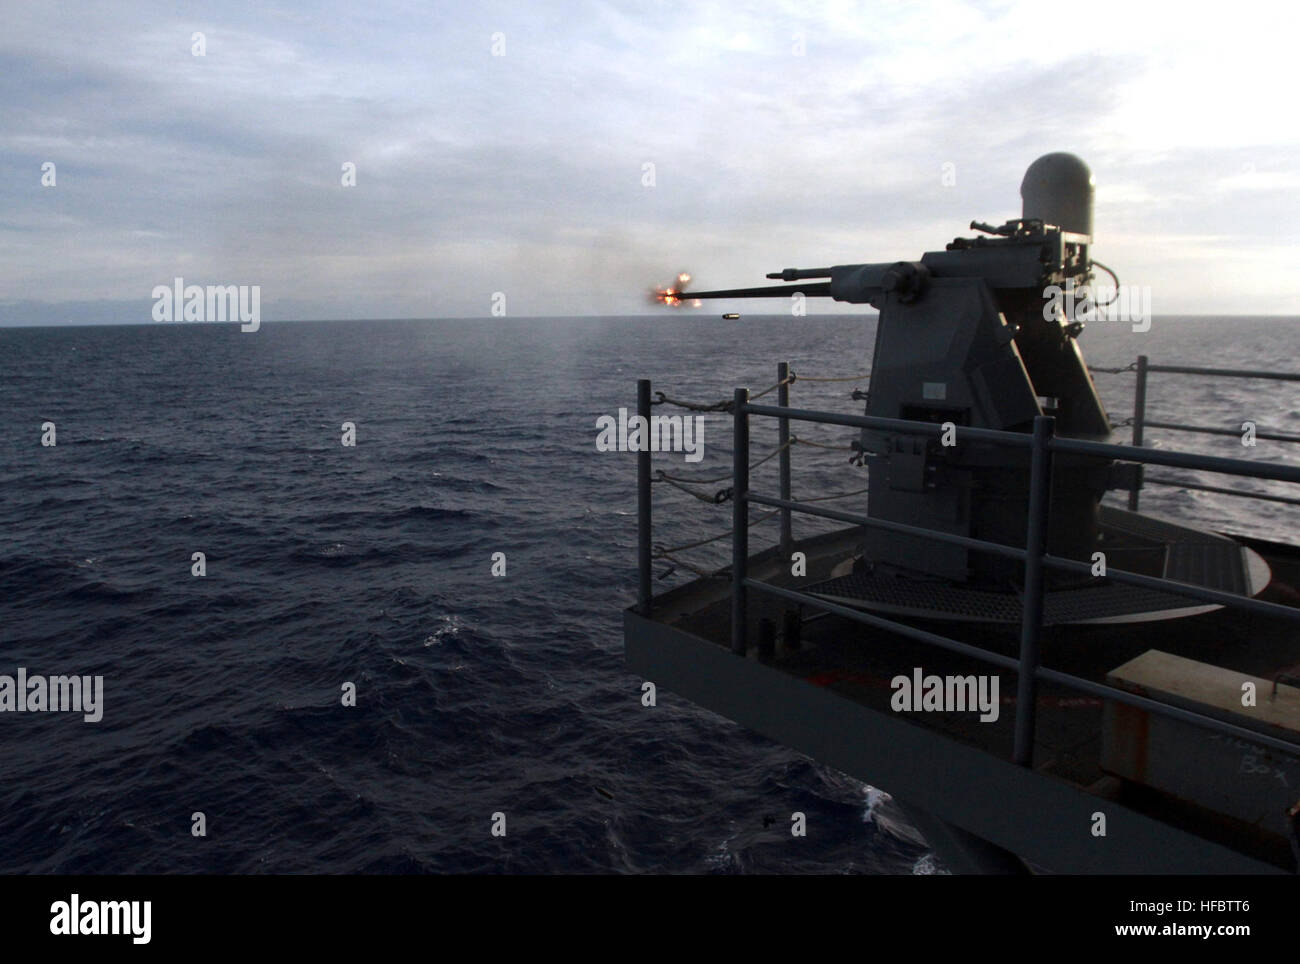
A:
2 315 1297 873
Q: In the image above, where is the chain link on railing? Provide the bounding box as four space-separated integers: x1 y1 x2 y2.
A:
653 509 780 556
654 369 867 414
1089 362 1138 374
642 364 869 581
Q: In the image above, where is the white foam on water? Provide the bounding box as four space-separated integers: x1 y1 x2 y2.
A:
912 852 949 875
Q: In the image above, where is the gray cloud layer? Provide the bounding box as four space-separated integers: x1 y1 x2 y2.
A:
2 0 1297 323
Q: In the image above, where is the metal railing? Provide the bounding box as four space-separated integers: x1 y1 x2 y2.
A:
634 371 1300 773
1129 355 1300 509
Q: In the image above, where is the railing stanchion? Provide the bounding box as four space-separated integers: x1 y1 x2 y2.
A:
777 362 794 559
1013 415 1054 768
1128 354 1147 511
732 388 750 655
637 379 652 615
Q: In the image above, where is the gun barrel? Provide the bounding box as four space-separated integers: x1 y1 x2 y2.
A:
765 267 834 281
685 282 833 300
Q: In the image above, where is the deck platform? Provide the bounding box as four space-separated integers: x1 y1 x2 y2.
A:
807 506 1269 624
625 521 1300 873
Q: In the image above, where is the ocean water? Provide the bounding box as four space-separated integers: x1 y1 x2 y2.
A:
1 314 1297 874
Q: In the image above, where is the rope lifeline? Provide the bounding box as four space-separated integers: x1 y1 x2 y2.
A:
1090 362 1137 374
652 370 868 413
793 372 870 383
796 485 871 503
652 509 780 556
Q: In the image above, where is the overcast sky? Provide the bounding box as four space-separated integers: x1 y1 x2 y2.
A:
2 0 1297 324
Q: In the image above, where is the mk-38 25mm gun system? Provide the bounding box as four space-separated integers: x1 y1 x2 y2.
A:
676 153 1125 590
628 154 1300 874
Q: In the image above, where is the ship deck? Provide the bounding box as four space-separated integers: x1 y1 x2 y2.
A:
625 519 1300 873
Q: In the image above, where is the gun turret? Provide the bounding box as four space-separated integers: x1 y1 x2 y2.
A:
667 153 1117 588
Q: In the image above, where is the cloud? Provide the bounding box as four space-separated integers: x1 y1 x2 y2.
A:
1 0 1296 323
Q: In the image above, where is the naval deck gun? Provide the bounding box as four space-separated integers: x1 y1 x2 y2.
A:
674 154 1119 587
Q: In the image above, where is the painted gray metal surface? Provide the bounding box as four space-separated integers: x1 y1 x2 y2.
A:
625 609 1283 874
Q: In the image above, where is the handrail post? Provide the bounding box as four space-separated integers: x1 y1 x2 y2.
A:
637 379 652 615
1013 415 1054 767
777 362 793 559
731 388 750 655
1128 354 1147 510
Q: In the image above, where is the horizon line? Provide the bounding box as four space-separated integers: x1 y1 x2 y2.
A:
4 312 1300 331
